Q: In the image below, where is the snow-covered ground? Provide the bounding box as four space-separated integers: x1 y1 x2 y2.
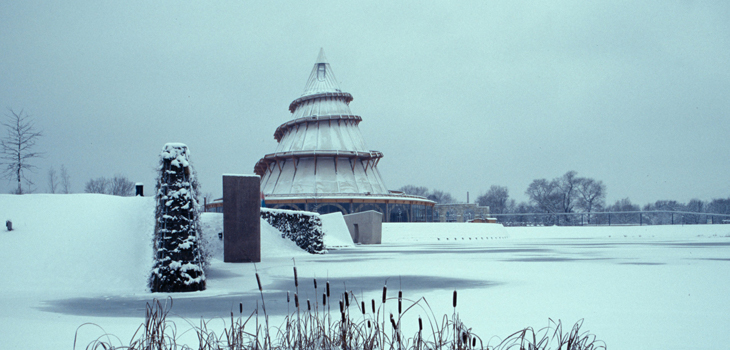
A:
1 194 729 349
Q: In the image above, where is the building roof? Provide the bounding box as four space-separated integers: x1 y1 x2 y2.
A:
256 49 392 197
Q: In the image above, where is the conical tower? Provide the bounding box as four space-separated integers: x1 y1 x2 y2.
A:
254 49 434 222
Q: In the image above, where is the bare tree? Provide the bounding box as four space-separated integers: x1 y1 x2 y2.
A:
527 171 604 220
427 189 455 204
556 171 581 213
1 109 43 194
708 198 730 215
398 185 430 197
109 174 135 196
47 166 58 193
60 164 71 193
685 199 705 224
643 200 684 225
85 174 135 196
84 177 108 194
525 178 561 213
477 185 510 214
576 178 606 213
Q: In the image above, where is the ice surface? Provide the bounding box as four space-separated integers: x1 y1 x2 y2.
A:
382 222 509 243
2 194 730 349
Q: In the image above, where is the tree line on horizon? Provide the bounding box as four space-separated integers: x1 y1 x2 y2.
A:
399 170 730 225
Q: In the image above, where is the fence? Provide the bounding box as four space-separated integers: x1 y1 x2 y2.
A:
489 210 730 227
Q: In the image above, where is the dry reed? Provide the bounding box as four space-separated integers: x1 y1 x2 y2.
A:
76 270 606 350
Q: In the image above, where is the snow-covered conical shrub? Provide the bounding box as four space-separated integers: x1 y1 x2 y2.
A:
150 143 206 292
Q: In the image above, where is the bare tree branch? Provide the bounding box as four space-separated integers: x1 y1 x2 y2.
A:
47 166 58 193
1 108 43 194
60 164 71 193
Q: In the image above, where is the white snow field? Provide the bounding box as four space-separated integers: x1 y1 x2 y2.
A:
1 194 730 349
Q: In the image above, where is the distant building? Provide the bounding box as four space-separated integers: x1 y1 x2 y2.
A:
252 49 434 222
433 203 491 222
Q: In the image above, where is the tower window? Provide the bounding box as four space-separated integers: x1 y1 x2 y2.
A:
317 63 326 81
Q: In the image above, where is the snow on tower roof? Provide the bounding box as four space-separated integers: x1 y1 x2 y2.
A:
301 48 342 96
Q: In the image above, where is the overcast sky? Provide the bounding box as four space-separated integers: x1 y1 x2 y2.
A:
1 1 728 206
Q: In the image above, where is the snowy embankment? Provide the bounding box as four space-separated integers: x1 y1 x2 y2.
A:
1 194 155 295
2 194 730 349
0 194 329 295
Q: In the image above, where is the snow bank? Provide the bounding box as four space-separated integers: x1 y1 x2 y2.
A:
382 222 509 243
199 212 308 260
320 212 355 248
0 194 154 294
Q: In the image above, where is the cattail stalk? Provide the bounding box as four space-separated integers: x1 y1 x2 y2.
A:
398 290 403 314
313 278 318 315
452 290 458 350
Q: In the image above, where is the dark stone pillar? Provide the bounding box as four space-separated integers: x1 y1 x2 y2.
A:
223 175 260 263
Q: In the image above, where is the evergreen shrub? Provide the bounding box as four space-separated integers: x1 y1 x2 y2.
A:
150 143 206 292
261 208 326 254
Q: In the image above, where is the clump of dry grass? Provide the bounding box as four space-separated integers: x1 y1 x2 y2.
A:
76 268 606 350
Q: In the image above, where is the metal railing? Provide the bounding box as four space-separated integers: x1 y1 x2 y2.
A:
488 210 730 226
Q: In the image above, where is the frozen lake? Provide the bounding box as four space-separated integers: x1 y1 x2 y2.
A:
1 194 729 349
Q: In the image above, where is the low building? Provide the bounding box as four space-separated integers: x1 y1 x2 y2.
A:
434 203 491 222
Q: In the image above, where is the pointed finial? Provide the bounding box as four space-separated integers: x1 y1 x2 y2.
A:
315 48 328 64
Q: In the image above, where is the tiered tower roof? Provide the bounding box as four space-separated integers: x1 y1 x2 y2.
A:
255 49 389 197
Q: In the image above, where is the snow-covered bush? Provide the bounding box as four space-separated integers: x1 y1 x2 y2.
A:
149 143 206 292
260 208 326 254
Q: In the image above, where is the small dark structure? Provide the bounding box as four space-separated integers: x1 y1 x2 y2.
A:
223 175 261 262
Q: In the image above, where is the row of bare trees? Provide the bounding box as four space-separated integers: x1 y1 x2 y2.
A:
84 175 136 196
2 108 137 196
46 165 72 194
478 171 730 225
400 171 729 225
475 171 607 218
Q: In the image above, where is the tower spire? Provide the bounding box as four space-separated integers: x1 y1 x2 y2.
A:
315 47 328 64
302 48 341 96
